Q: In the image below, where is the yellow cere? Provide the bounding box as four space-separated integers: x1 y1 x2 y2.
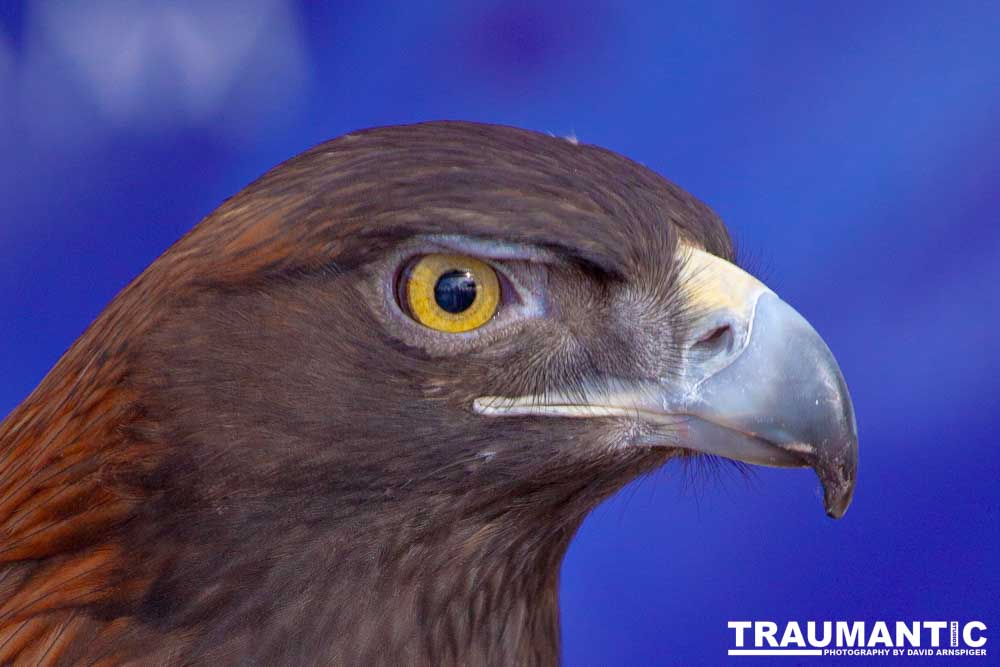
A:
406 254 500 333
677 246 769 315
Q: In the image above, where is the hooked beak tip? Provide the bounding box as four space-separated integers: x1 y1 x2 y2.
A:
819 454 857 519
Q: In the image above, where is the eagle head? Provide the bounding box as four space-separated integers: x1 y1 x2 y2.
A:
0 121 856 665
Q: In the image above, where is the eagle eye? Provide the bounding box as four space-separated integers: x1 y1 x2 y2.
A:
398 254 501 333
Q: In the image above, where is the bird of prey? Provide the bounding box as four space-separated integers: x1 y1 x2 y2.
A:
0 121 857 665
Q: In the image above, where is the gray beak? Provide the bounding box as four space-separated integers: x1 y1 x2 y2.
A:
654 246 857 518
677 291 857 518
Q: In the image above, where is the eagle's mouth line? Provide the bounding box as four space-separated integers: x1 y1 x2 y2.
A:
472 396 813 469
473 398 647 420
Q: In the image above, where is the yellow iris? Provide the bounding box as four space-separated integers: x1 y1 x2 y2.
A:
405 254 500 333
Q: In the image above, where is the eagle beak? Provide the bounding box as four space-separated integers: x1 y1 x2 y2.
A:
644 246 858 518
474 247 858 518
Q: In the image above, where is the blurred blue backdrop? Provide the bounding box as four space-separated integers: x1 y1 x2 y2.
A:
1 1 997 664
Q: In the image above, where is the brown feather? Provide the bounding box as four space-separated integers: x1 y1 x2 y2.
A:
0 121 731 664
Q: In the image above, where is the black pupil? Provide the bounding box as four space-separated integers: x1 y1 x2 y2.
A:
434 270 478 313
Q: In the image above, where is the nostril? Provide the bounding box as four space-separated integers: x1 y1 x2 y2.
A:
691 323 735 356
698 325 730 345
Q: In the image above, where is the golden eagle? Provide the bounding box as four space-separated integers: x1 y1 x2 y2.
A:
0 122 856 665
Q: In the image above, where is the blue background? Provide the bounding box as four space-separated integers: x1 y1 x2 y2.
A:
1 2 997 664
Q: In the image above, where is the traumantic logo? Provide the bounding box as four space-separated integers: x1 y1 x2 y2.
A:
727 621 988 658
